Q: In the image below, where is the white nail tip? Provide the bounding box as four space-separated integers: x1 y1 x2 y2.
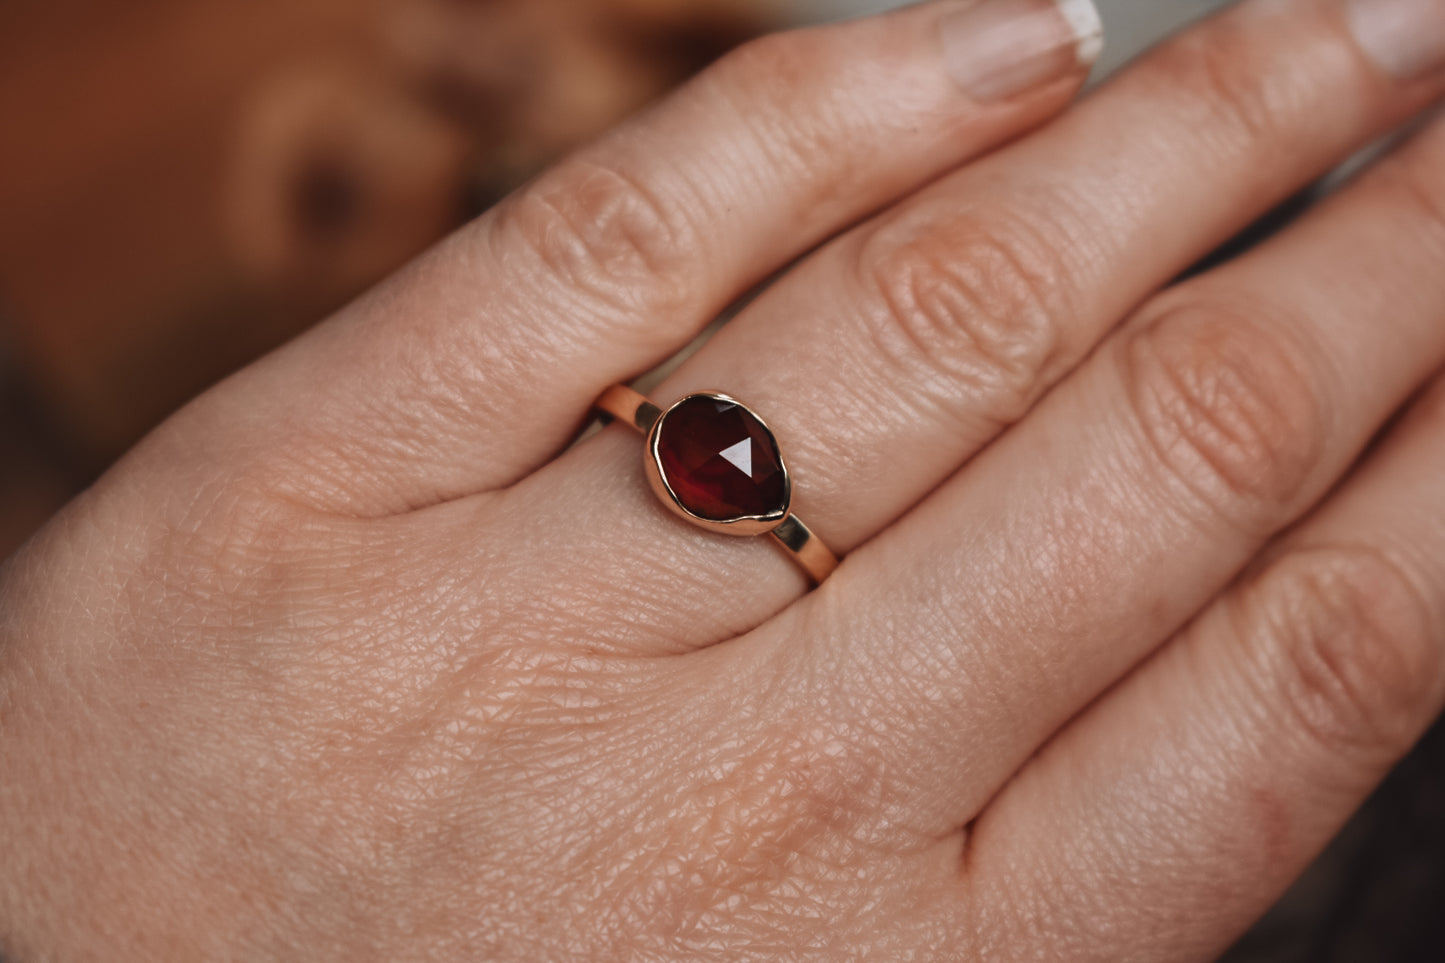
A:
1055 0 1105 65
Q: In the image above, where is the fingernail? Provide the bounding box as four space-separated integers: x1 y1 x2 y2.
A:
941 0 1104 103
1344 0 1445 79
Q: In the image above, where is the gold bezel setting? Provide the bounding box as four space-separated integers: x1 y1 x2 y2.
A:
644 392 793 537
593 383 839 584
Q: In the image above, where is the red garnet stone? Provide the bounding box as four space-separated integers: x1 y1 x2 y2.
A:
654 395 788 522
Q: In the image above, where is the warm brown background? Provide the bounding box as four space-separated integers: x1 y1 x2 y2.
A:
0 0 774 555
0 1 1440 958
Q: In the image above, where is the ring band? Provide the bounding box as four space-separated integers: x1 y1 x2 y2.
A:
595 385 839 584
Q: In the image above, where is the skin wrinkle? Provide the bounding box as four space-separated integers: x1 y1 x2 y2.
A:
1136 6 1361 182
1230 544 1442 766
854 196 1074 438
504 160 703 323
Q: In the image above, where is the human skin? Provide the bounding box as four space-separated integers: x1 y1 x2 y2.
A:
4 0 1445 958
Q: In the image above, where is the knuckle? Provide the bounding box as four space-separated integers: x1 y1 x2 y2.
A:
1243 546 1441 758
626 719 886 942
1120 299 1326 530
704 726 871 858
127 476 350 637
495 156 697 322
1147 20 1297 155
854 206 1068 428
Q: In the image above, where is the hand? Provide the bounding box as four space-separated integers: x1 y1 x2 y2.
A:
4 0 1445 958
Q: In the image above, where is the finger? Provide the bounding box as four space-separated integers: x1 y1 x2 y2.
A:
778 104 1445 831
174 0 1101 515
523 0 1445 652
965 372 1445 962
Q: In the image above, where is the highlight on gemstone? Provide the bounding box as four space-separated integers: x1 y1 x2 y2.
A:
652 394 789 523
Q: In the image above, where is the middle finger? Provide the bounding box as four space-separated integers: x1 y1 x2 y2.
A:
525 0 1445 652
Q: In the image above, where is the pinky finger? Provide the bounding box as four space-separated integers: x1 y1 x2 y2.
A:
964 375 1445 961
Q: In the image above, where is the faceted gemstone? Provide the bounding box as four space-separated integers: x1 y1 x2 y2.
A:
655 395 788 521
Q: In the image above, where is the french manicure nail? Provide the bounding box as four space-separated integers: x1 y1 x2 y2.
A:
1345 0 1445 80
941 0 1104 103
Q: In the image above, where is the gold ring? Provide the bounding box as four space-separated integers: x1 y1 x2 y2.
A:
595 385 839 585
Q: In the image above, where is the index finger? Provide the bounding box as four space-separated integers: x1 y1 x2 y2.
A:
167 0 1102 517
